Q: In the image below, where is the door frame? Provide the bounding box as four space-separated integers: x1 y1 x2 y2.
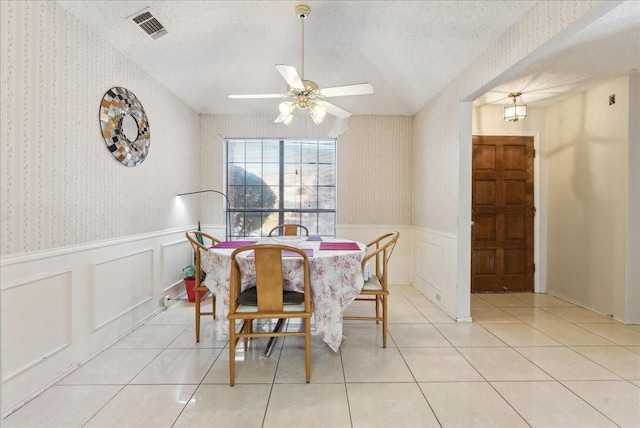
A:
472 132 544 293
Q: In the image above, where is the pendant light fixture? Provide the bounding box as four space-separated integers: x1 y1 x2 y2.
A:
503 92 527 122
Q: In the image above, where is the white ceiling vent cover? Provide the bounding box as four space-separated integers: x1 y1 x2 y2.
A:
127 8 168 40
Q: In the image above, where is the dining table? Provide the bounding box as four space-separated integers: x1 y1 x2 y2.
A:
201 236 367 352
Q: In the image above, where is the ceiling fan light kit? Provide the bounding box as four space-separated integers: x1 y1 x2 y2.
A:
228 4 373 125
309 102 327 124
504 92 527 122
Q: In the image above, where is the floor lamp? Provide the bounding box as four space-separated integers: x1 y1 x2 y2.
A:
177 190 231 240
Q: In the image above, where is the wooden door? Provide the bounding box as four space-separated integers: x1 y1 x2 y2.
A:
471 135 534 292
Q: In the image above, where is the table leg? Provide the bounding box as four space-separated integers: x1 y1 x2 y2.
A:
262 318 285 357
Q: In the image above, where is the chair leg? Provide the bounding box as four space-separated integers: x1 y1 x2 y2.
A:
243 320 250 351
381 295 388 348
375 295 380 324
304 317 311 383
229 319 236 386
195 291 201 343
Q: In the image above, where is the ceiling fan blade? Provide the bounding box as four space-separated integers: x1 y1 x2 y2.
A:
228 93 287 99
317 100 351 119
276 64 304 90
319 83 374 98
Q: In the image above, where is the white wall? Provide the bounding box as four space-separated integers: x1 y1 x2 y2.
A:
627 73 640 324
545 75 631 320
1 1 200 415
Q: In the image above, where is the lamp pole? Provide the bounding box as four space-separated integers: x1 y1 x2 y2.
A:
177 190 231 240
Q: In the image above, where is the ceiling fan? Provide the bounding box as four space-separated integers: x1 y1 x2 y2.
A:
228 4 374 125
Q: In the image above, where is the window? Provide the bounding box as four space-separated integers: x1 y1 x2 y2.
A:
226 139 336 238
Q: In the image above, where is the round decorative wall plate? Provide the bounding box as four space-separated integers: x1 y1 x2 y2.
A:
99 87 150 167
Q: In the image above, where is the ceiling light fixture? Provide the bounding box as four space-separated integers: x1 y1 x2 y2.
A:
228 4 373 125
504 92 527 122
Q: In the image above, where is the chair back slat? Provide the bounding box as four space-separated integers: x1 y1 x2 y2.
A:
284 225 297 236
268 224 309 237
254 247 285 311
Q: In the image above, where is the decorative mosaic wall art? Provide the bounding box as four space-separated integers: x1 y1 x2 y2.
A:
99 87 150 166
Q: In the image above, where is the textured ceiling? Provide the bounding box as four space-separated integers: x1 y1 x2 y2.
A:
57 1 639 117
477 0 640 107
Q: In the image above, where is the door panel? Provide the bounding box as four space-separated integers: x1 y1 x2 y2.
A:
472 136 534 292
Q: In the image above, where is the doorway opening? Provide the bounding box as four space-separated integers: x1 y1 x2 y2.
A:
471 135 535 293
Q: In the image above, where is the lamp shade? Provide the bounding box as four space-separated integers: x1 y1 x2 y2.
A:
504 104 527 122
504 92 527 122
309 102 327 125
275 101 296 124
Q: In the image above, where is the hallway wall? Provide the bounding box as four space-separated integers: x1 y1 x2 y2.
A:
545 75 633 321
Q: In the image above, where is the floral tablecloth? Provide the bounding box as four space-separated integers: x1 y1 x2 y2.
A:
201 238 365 351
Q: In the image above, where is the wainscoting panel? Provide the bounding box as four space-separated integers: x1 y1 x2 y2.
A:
413 227 458 318
416 240 443 292
92 249 154 330
2 270 72 381
161 239 193 293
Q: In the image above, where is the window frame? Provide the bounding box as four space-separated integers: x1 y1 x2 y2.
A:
225 138 337 238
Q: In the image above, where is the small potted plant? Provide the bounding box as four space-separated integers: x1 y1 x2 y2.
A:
182 264 207 302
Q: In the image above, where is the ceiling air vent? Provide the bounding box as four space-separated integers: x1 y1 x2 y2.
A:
128 8 168 40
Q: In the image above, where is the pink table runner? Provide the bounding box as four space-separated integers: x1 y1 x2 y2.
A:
319 241 361 251
211 240 257 249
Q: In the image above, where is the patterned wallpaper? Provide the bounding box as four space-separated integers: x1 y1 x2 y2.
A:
0 1 201 256
412 0 603 233
338 116 412 225
200 115 413 226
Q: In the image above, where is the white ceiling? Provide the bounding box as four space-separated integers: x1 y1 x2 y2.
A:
57 1 639 117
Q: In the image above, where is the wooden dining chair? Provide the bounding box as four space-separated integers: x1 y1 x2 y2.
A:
227 244 312 386
344 231 399 348
185 230 221 342
268 223 309 237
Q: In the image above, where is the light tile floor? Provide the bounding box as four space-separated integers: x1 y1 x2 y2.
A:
4 285 640 427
